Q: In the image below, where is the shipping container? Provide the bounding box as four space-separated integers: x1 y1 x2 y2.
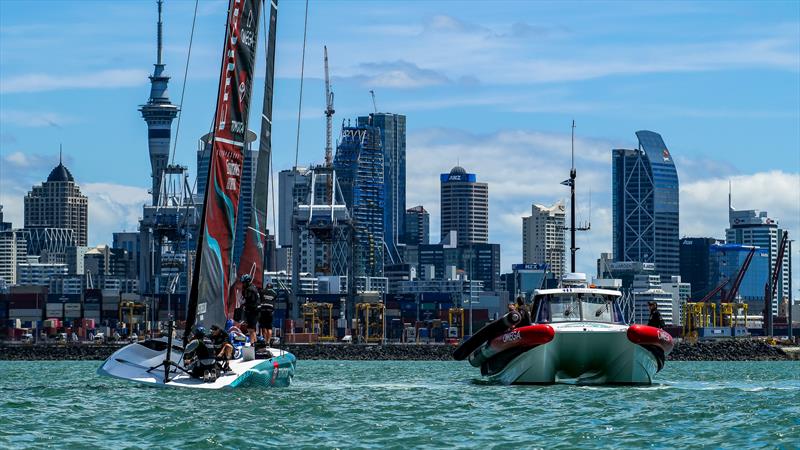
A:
45 303 64 318
9 309 43 321
64 303 81 318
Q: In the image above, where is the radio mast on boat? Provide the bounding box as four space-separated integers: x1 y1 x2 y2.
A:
562 120 591 273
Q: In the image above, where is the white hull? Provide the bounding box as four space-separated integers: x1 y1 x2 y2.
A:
97 339 296 389
487 322 658 385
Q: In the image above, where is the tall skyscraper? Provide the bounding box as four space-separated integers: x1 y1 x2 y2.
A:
726 197 790 315
357 113 406 264
679 237 720 299
612 130 679 277
334 122 385 277
522 201 566 280
139 0 179 206
24 156 88 248
440 166 489 246
197 131 257 263
403 205 429 245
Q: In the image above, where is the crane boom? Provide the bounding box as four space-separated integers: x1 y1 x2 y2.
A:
370 90 377 113
765 231 789 336
324 46 334 167
724 246 756 302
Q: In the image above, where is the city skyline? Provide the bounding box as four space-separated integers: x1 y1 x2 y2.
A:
1 0 798 288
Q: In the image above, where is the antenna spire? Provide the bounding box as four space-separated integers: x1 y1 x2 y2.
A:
59 144 62 164
156 0 164 66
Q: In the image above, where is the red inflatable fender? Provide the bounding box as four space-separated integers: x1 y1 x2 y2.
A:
627 324 674 355
488 324 555 354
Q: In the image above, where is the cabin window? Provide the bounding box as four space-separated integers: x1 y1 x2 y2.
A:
534 294 622 323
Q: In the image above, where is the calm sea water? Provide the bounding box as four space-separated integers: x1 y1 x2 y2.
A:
1 360 798 448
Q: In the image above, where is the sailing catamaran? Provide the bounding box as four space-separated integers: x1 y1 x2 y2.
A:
98 0 296 389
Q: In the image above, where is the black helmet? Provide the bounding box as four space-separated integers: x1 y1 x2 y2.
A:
192 326 206 338
241 274 252 284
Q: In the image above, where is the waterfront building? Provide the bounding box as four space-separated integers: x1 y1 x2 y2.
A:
597 254 658 291
139 0 179 205
334 122 385 277
612 131 679 277
278 167 311 247
631 274 674 326
440 166 489 246
709 243 770 309
17 260 68 286
403 205 429 245
725 200 790 316
357 113 406 264
384 263 416 294
197 130 257 263
522 201 566 280
112 232 141 279
0 228 27 286
24 156 88 250
679 237 721 299
416 234 501 291
65 246 89 276
506 263 551 299
662 275 691 327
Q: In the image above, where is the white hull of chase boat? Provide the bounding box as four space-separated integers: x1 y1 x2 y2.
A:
487 323 658 385
97 338 296 389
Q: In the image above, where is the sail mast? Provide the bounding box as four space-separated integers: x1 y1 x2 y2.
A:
186 0 263 336
237 0 279 290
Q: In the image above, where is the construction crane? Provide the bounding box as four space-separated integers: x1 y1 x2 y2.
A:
765 231 789 336
723 246 757 302
323 46 334 167
369 90 377 113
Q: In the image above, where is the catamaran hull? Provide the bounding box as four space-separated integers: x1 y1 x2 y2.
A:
97 339 296 389
486 327 659 385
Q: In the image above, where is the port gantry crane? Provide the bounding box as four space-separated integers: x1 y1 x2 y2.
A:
765 231 789 336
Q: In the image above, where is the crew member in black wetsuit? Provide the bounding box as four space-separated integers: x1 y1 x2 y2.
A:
183 326 213 378
259 283 276 343
209 325 233 371
240 274 260 345
647 301 666 329
516 296 532 326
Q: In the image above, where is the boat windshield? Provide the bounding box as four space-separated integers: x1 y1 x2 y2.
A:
535 293 622 323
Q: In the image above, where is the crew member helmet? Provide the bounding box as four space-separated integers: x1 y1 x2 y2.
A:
240 274 252 283
192 326 206 338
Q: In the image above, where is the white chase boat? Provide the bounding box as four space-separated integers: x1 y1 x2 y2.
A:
455 273 674 385
99 0 296 389
453 122 673 385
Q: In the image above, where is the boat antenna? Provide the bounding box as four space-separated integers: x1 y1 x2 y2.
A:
562 120 590 273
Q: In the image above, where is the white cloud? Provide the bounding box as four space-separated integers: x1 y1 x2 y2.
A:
0 69 148 94
80 182 149 246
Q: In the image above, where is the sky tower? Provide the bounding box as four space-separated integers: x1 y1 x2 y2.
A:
139 0 179 206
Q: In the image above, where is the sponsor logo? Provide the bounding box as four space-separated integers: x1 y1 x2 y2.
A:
502 330 521 343
343 129 367 140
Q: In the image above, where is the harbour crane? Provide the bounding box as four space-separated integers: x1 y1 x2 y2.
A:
369 90 378 113
764 231 789 336
324 46 334 167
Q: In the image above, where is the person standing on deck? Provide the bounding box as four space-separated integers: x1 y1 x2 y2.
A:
259 283 276 343
240 274 260 344
647 301 666 329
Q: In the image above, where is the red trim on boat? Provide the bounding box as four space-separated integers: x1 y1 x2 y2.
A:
488 324 555 354
627 324 674 355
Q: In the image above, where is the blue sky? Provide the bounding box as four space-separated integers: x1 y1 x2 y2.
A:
1 0 798 288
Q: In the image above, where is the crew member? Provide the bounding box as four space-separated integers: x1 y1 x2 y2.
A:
209 325 233 371
647 301 666 329
259 283 276 343
240 274 260 345
516 296 532 326
183 326 213 378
